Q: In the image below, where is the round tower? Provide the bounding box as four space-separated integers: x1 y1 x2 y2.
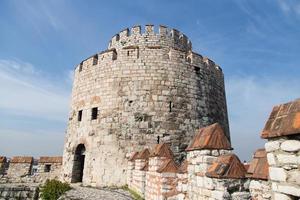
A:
62 25 230 187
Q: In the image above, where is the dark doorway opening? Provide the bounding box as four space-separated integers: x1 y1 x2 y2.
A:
71 144 86 183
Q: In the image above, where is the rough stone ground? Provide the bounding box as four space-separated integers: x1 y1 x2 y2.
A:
58 184 133 200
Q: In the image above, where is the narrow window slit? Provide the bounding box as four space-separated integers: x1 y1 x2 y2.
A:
169 101 173 112
78 110 82 121
91 107 98 120
79 62 83 72
92 54 98 65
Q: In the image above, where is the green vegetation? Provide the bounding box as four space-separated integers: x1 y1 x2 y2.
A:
40 179 71 200
122 185 144 200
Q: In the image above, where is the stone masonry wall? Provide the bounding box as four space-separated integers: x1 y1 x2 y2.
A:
0 156 62 184
62 24 229 187
35 163 62 183
131 159 148 197
0 184 39 200
249 179 271 200
261 99 300 199
6 157 33 180
186 149 230 200
265 137 300 199
145 157 178 200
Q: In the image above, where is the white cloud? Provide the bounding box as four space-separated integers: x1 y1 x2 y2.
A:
226 75 300 161
0 59 71 121
277 0 300 16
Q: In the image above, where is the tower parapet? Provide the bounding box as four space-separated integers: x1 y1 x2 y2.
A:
108 25 192 52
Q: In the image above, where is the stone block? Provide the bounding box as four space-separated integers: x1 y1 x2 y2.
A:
269 167 287 182
274 192 294 200
288 171 300 185
280 140 300 152
265 141 280 152
277 184 300 197
211 190 224 199
267 153 276 165
277 154 298 164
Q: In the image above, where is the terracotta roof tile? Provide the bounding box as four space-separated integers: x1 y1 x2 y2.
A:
10 156 33 164
261 99 300 138
186 123 232 151
244 163 250 171
150 143 174 158
157 159 179 173
0 156 6 163
39 156 62 164
136 148 150 160
178 160 188 173
141 162 149 171
128 152 139 161
246 149 269 180
206 154 246 179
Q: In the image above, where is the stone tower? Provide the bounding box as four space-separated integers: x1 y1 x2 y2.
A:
62 25 230 187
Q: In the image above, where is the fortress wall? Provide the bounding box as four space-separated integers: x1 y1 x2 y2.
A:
6 157 33 179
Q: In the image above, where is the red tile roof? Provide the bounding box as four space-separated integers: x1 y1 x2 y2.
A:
39 156 62 164
0 156 6 163
136 148 150 160
10 156 33 164
206 154 246 179
261 99 300 138
186 123 232 151
128 152 139 161
157 159 179 173
246 149 269 180
150 143 174 158
141 162 149 171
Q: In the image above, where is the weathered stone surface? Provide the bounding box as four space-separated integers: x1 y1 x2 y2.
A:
273 192 294 200
58 185 133 200
265 141 280 152
288 171 300 185
280 140 300 152
277 154 298 164
267 153 276 165
0 184 39 200
277 184 300 197
269 167 287 182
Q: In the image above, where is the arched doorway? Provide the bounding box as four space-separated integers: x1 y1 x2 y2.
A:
71 144 85 183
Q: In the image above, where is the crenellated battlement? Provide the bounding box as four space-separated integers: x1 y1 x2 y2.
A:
108 25 192 52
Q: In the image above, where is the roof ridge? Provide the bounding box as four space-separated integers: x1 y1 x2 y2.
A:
157 159 178 173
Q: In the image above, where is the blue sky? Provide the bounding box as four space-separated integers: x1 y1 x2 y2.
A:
0 0 300 161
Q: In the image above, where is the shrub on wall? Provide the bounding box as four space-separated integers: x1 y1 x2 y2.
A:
40 179 71 200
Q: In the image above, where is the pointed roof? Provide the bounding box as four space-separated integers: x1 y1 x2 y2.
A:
136 148 150 160
39 156 62 164
10 156 33 164
141 162 149 171
186 123 232 151
0 156 6 163
157 159 179 173
128 152 139 161
261 99 300 138
246 149 269 180
150 143 174 158
206 154 246 179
